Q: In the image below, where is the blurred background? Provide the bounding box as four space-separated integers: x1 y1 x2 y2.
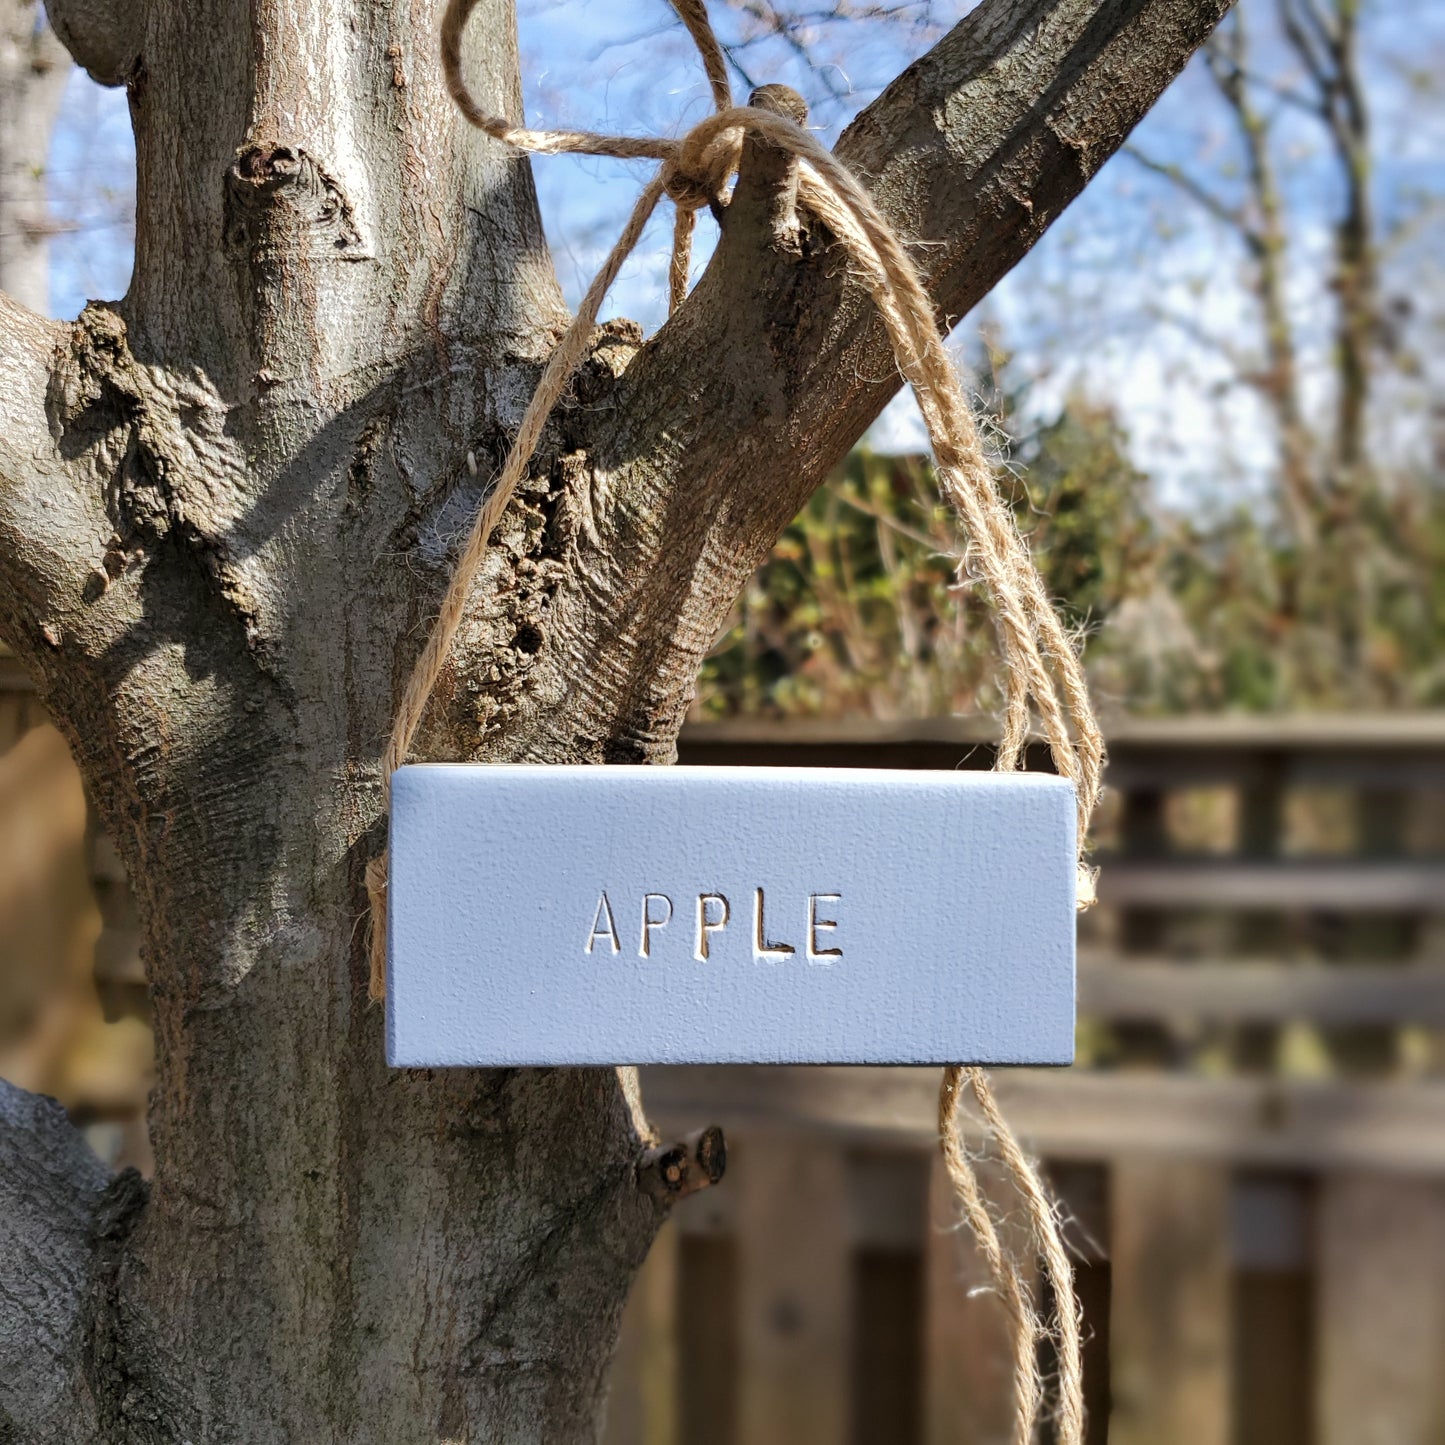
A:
1 0 1442 1440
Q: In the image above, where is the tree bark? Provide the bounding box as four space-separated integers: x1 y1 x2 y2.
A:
1 0 1227 1438
0 1077 115 1441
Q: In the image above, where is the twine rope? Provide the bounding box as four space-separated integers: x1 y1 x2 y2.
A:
367 4 1104 1439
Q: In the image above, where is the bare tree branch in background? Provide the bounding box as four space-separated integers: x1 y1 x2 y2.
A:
1108 0 1435 699
1207 9 1319 541
1279 0 1375 480
699 0 1442 717
716 0 940 100
1133 1 1385 512
0 0 69 311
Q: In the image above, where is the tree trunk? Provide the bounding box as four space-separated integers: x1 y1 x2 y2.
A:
0 0 1228 1438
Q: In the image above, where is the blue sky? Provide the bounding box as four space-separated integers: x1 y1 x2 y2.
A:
45 0 1445 508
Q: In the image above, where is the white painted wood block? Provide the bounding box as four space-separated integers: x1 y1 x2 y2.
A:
385 765 1077 1067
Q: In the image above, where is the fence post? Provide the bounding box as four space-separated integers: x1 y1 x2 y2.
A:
1316 1175 1445 1445
736 1132 851 1445
1109 1158 1231 1445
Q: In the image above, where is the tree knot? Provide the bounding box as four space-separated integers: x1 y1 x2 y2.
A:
638 1125 727 1204
46 303 267 645
224 144 367 262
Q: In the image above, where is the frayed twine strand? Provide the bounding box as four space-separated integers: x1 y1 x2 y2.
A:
366 4 1105 1440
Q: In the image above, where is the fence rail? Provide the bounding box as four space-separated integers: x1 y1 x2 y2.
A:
1078 956 1445 1025
3 661 1443 1441
643 1065 1445 1175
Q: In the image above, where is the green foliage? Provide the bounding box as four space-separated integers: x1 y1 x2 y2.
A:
694 387 1445 721
1144 470 1445 712
695 449 988 719
694 385 1156 719
1012 401 1156 632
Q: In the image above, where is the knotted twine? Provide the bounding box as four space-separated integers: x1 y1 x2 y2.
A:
366 2 1105 1438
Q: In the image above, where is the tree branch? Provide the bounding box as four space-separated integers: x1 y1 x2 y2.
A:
1204 53 1327 121
1279 0 1335 98
41 0 143 85
505 0 1233 761
637 1126 728 1205
0 295 109 671
1124 143 1251 238
0 1078 110 1440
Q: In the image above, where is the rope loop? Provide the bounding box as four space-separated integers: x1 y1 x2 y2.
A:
660 119 743 215
661 156 726 213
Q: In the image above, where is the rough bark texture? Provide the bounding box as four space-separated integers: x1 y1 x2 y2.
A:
0 1077 116 1440
0 0 1227 1439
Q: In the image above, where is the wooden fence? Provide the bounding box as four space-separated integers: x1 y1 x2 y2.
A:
0 650 149 1167
603 715 1445 1445
2 665 1443 1440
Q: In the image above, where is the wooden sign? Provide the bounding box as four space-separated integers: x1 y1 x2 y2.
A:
385 765 1077 1067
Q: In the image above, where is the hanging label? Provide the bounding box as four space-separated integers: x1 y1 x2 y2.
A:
385 764 1077 1067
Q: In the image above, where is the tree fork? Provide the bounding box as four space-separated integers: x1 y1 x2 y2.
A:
0 0 1229 1438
